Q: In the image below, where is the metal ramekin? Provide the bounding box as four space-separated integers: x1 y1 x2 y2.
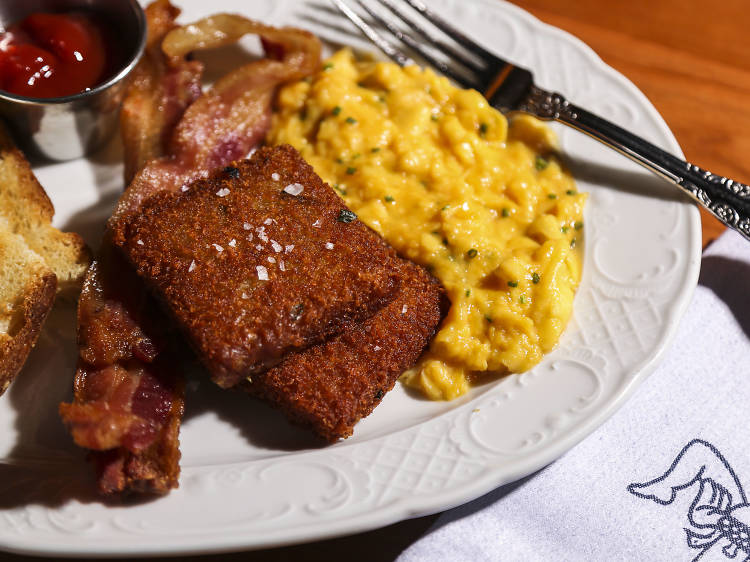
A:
0 0 146 161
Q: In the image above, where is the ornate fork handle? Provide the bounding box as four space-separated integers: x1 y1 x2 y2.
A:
519 86 750 241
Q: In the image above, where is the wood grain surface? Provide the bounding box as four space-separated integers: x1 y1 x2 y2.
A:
0 2 745 562
518 0 750 247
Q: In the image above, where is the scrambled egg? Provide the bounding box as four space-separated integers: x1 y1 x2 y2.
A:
268 49 585 400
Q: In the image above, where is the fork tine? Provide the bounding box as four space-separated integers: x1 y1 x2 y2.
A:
356 0 472 86
330 0 413 67
402 0 500 64
374 0 485 74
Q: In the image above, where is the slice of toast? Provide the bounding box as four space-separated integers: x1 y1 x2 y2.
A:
0 123 90 293
0 223 56 394
0 122 91 394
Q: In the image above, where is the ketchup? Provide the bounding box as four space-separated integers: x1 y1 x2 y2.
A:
0 12 120 99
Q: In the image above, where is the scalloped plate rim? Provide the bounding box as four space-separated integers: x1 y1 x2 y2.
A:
0 0 702 556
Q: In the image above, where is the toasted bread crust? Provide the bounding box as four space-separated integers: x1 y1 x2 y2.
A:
113 145 403 388
0 232 56 394
0 122 91 293
0 123 91 394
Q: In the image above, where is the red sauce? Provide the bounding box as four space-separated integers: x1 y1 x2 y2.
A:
0 12 122 98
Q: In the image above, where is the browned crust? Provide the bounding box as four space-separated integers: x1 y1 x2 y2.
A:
242 258 447 441
0 122 55 220
0 122 91 292
112 145 402 388
0 272 56 395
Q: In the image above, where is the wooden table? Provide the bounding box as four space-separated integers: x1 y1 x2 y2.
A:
518 0 750 248
1 2 746 562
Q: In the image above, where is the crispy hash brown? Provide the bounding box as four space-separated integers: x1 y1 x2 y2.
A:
112 145 402 388
242 258 446 441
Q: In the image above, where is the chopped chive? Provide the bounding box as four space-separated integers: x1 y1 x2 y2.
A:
431 230 440 235
442 238 448 246
384 195 394 203
479 123 488 136
519 295 527 304
535 156 549 170
566 189 577 195
332 106 342 116
336 157 344 164
352 153 361 159
345 167 357 175
532 272 541 284
441 205 450 211
465 289 471 297
333 184 347 196
299 109 307 121
345 116 357 124
561 226 569 233
485 314 493 323
323 62 334 70
337 209 357 223
548 193 557 200
223 166 240 179
501 208 510 217
508 280 519 288
466 248 478 259
570 238 577 248
575 221 584 230
431 114 439 121
290 303 304 320
375 389 384 400
371 147 381 153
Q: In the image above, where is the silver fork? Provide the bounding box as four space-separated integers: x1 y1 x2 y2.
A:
331 0 750 242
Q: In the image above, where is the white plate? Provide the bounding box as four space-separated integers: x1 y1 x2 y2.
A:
0 0 702 556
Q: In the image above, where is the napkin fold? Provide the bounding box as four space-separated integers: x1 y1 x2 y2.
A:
398 230 750 562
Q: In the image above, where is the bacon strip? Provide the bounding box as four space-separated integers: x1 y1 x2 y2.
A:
120 0 203 184
59 4 321 495
112 17 321 223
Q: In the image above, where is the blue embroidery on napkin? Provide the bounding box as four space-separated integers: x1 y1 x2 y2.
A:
628 439 750 561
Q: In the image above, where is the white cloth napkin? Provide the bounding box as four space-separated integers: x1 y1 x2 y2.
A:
398 230 750 562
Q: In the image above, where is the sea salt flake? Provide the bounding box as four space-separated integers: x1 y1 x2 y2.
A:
283 183 304 196
212 244 224 253
325 242 334 250
256 265 269 281
228 239 237 247
247 233 254 242
255 244 263 251
136 239 144 246
264 218 274 225
401 305 408 314
374 345 381 351
216 188 231 197
241 292 249 299
181 185 190 192
188 260 196 272
243 223 252 230
267 256 276 264
285 244 295 253
271 172 280 181
279 260 286 271
271 240 282 253
312 219 322 228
